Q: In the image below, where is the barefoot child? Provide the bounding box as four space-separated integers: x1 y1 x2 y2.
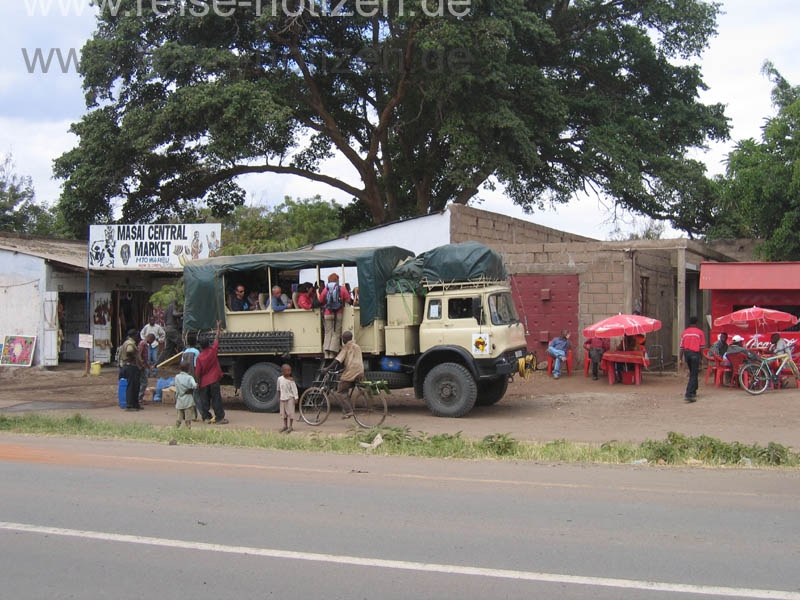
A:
278 363 298 433
174 358 197 428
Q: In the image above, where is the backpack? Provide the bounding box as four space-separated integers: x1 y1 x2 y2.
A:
326 283 342 311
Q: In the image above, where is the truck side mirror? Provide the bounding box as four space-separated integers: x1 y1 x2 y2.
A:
472 298 485 325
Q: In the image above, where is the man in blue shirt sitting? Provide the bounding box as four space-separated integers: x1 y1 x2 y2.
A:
270 285 293 311
548 330 572 379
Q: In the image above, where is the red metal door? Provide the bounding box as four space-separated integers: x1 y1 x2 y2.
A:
509 274 579 354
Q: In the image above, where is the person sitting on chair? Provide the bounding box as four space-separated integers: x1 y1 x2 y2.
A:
769 333 792 357
709 332 729 359
723 335 758 362
547 330 571 379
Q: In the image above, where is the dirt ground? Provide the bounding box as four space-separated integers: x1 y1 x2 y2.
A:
1 362 799 448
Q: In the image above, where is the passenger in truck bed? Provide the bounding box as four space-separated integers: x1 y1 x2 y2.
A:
230 285 249 311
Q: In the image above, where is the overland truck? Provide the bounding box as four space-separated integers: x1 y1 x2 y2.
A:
182 242 530 418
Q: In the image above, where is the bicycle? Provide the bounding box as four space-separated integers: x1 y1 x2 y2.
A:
739 353 800 395
299 370 388 428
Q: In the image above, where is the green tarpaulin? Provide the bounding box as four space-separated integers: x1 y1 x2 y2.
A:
183 246 413 332
422 241 507 282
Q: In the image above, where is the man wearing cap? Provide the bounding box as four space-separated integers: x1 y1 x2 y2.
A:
724 335 758 362
679 316 705 402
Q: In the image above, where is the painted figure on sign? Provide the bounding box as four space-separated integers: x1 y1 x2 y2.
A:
190 231 203 260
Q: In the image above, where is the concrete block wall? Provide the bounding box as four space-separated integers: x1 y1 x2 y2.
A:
448 204 594 251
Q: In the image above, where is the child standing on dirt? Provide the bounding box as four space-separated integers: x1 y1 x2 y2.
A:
277 363 298 433
174 358 197 428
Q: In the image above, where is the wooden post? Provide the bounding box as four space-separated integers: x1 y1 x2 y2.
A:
676 247 686 370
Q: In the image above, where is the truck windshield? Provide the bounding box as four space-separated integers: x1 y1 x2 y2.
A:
488 293 519 325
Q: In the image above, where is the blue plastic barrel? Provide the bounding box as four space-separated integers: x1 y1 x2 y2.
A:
118 378 128 409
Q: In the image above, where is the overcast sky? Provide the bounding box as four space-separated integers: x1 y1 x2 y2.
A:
0 1 798 239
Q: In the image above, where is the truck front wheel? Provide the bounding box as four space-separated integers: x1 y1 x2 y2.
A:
476 377 509 406
241 362 281 412
423 363 477 418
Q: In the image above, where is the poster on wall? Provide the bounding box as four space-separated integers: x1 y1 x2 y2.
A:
92 293 113 364
88 223 223 270
1 336 37 367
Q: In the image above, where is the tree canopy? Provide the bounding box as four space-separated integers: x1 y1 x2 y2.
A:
708 63 800 260
1 154 66 237
213 195 343 254
56 0 729 237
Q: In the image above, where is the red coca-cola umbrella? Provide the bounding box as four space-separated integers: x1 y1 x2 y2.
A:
713 306 798 333
583 314 662 338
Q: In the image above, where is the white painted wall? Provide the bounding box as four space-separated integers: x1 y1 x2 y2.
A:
0 251 46 367
313 210 451 255
303 211 453 287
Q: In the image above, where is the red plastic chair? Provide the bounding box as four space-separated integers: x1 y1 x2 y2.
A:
714 357 731 387
547 349 573 376
702 348 717 385
726 353 747 388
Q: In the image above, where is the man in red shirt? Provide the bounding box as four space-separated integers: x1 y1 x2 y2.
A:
194 321 228 424
679 316 706 403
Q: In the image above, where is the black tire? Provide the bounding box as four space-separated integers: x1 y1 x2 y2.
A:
422 362 477 418
240 362 281 412
364 370 412 389
476 377 508 406
740 363 769 395
352 386 387 428
299 386 331 426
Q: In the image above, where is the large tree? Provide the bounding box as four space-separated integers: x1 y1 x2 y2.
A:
708 63 800 260
1 153 66 237
55 0 728 237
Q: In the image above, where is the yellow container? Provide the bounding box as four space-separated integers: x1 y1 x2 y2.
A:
90 361 102 376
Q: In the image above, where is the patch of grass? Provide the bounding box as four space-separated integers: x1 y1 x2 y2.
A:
1 414 798 468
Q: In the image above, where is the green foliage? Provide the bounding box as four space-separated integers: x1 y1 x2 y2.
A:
480 433 519 456
56 0 728 235
150 277 184 309
708 63 800 259
640 432 794 466
0 154 68 237
213 196 343 255
1 414 797 467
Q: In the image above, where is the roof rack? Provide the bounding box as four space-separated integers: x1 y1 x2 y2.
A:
421 278 507 291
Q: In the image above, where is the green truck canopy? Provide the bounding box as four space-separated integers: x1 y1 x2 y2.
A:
183 246 413 332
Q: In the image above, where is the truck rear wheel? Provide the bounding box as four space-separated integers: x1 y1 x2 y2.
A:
364 370 412 389
476 377 508 406
423 363 477 418
241 362 281 412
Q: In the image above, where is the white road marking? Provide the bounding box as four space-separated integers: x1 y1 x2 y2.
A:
1 521 798 599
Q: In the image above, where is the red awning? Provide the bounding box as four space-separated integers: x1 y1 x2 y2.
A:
700 262 800 290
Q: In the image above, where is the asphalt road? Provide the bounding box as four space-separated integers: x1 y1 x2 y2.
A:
0 435 799 600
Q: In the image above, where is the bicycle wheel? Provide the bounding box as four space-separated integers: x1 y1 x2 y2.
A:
352 386 387 428
299 387 331 425
739 363 770 395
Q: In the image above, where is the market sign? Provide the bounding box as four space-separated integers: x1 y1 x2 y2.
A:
88 223 222 270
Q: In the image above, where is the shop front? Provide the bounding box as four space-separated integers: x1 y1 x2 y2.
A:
700 262 800 353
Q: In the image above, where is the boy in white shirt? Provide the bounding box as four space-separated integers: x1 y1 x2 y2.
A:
278 363 298 433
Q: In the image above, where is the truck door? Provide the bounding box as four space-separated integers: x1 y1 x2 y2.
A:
443 296 481 350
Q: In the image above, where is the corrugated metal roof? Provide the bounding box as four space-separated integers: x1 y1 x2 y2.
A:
0 233 87 270
700 261 800 290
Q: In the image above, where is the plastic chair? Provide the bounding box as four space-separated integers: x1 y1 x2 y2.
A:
726 353 747 388
702 348 717 385
713 356 731 387
547 349 573 376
